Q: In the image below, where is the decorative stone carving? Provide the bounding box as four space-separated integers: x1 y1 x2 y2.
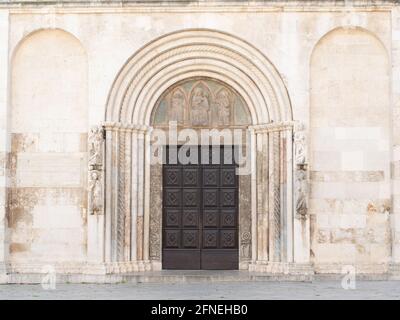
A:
294 124 306 167
88 170 102 215
295 170 308 220
294 123 308 220
190 84 211 126
169 88 185 125
151 78 251 127
88 125 104 169
240 231 251 259
88 125 104 215
216 88 232 125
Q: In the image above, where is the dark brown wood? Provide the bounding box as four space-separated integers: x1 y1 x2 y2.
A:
162 146 239 270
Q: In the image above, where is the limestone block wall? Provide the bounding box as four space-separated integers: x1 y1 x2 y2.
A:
0 1 396 273
8 30 88 263
0 11 9 273
310 28 391 271
391 7 400 265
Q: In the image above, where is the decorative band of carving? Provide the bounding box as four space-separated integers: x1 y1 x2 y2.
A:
250 121 295 133
88 125 104 215
294 122 308 220
102 121 151 133
272 131 281 260
116 131 126 261
120 43 280 121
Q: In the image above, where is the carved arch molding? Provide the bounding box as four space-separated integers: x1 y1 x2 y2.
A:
87 29 309 273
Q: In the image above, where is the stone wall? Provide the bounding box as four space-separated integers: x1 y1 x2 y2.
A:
0 1 397 275
0 11 9 278
310 28 391 271
9 30 88 263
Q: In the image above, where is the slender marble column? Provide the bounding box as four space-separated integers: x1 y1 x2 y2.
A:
268 131 281 262
250 128 258 263
285 127 294 263
124 130 132 261
104 124 113 262
137 131 145 260
143 127 153 262
130 130 138 261
255 131 269 261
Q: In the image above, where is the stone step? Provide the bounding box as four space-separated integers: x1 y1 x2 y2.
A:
5 271 314 284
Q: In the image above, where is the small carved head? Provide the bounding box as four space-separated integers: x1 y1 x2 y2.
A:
90 170 99 181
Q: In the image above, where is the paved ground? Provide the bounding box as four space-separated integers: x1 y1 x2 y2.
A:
1 281 400 299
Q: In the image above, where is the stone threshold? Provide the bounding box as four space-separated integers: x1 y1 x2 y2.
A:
3 263 400 283
4 270 315 284
5 271 400 284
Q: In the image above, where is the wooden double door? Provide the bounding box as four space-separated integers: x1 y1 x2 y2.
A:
162 146 239 270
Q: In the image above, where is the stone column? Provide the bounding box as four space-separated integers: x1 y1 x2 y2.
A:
249 122 295 272
268 130 281 262
104 123 114 263
130 129 138 261
136 129 145 262
249 128 258 263
0 10 9 282
391 7 400 268
123 129 132 262
283 127 294 263
143 127 152 265
255 130 269 262
101 122 151 271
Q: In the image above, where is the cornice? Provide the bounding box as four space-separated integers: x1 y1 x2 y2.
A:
0 0 397 13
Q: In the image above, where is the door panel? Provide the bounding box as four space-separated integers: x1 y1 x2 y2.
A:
162 146 238 270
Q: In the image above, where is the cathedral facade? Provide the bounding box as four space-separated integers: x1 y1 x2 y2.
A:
0 0 399 281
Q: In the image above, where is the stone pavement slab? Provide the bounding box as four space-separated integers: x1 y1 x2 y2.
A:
1 281 400 300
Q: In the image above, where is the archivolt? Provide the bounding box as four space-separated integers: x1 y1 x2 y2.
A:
105 29 292 125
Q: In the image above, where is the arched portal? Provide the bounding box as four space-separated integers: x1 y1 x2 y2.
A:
88 29 308 273
149 77 252 270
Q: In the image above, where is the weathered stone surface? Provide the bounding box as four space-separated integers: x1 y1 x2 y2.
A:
152 78 251 128
149 164 162 260
0 0 398 279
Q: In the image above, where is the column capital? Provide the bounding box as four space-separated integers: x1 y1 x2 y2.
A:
250 121 295 133
102 121 151 133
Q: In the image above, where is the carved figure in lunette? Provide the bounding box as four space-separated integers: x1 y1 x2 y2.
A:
190 86 210 126
216 89 232 125
169 89 185 125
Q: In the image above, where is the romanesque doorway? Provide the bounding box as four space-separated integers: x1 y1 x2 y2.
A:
99 30 300 273
162 145 239 270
